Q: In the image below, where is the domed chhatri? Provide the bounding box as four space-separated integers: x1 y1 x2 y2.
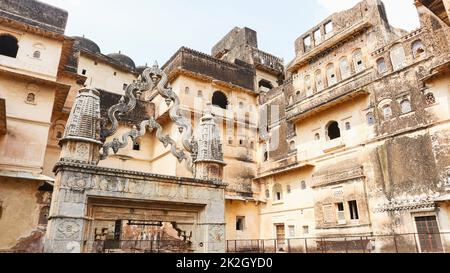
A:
72 36 101 54
107 52 136 69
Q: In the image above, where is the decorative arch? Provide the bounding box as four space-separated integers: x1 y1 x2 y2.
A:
326 121 341 140
273 183 283 201
412 40 425 58
0 34 19 58
339 57 351 79
377 57 387 74
326 63 337 86
352 49 365 73
212 91 228 109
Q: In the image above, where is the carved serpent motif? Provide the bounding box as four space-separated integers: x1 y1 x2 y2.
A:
99 63 196 173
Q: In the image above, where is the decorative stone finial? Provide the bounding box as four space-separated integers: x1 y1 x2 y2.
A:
194 103 226 181
59 88 102 165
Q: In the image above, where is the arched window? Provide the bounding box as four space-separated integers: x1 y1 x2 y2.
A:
412 40 425 58
314 133 320 141
26 93 35 104
197 90 203 97
273 184 283 201
382 105 392 120
0 34 19 58
367 112 375 126
315 70 324 91
259 79 273 92
265 189 270 198
400 99 412 113
377 58 387 74
289 140 296 151
326 64 337 86
38 206 50 225
33 50 41 59
212 91 228 109
185 87 190 95
339 57 351 79
345 122 351 131
353 49 365 73
301 181 307 190
263 149 268 162
425 92 436 105
390 44 407 71
326 121 341 140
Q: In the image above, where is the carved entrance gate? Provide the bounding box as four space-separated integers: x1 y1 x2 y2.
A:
43 65 227 253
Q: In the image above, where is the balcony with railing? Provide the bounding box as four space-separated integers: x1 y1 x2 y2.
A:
286 68 375 122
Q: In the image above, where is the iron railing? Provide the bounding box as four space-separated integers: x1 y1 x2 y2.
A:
227 233 450 253
89 240 194 253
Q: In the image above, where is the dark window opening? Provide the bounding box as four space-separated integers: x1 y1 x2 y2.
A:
263 151 268 162
259 80 274 91
327 121 341 140
349 201 359 220
265 189 270 198
26 93 35 104
212 91 228 109
133 143 140 151
287 185 291 194
236 217 245 231
123 84 128 90
114 220 122 240
81 69 87 75
38 206 50 225
56 131 63 139
239 139 244 146
0 34 19 58
0 201 3 219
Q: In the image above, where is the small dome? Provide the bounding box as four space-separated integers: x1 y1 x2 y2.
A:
107 52 136 69
72 36 101 54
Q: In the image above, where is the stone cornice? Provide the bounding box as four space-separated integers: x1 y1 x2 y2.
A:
54 161 228 188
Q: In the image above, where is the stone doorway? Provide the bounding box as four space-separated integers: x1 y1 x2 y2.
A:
84 198 202 253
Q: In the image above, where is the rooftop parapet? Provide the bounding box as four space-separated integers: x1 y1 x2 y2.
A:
162 47 256 92
0 0 68 34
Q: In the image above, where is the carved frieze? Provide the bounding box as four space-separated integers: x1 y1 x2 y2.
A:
374 192 441 213
312 166 365 188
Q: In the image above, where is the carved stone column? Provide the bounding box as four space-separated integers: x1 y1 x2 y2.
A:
44 89 102 253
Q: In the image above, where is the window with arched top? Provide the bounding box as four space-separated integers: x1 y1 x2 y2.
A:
259 79 274 92
33 50 41 59
315 70 324 91
185 87 190 95
412 40 425 58
197 90 203 97
305 75 312 95
353 49 364 73
212 91 228 109
390 44 407 71
382 105 392 120
289 140 296 151
377 58 387 74
314 133 320 141
400 99 412 113
326 121 341 140
367 112 375 126
273 184 283 201
26 93 35 104
0 34 19 58
301 181 307 190
326 64 337 86
345 122 351 131
340 57 351 79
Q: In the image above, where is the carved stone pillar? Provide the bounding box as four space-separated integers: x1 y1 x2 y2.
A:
44 89 102 253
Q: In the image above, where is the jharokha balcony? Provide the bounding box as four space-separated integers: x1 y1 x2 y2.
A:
286 68 375 122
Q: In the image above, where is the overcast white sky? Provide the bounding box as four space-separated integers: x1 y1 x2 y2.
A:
40 0 420 66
